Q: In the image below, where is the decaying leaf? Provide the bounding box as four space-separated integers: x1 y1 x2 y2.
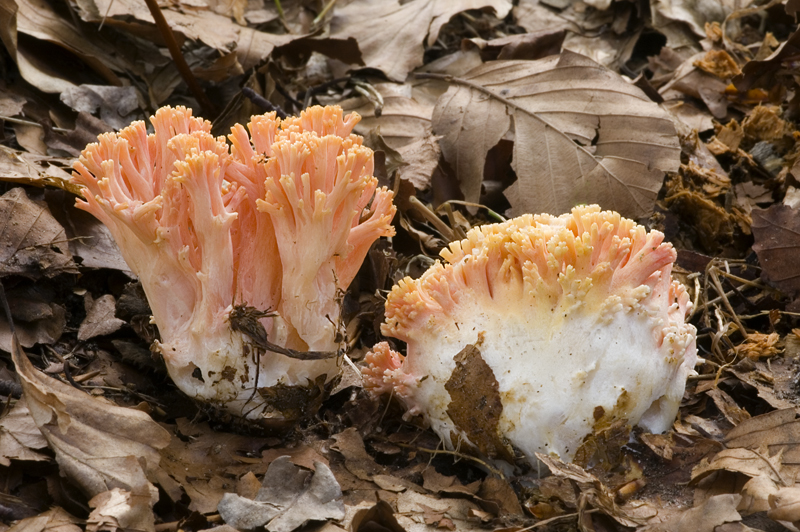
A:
752 205 800 308
0 187 77 278
331 0 512 82
431 51 680 219
444 344 512 462
218 456 345 532
536 453 657 527
11 333 171 531
350 501 407 532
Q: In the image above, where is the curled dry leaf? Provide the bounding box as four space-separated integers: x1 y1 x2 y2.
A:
331 0 512 82
690 447 787 487
11 334 171 528
0 146 84 193
430 51 680 219
768 486 800 523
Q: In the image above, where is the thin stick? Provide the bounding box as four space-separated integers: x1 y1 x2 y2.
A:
142 0 217 117
395 442 506 478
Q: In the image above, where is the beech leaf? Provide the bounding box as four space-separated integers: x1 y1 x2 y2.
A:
331 0 512 82
430 51 681 218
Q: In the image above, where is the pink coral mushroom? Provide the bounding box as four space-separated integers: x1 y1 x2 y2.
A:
364 206 696 464
72 105 395 421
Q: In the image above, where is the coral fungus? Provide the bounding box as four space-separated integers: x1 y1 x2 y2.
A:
364 206 696 464
72 105 395 421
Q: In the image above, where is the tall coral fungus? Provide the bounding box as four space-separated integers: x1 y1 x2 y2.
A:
364 206 696 464
72 105 395 421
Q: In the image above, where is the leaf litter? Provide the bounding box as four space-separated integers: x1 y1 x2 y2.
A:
3 0 800 531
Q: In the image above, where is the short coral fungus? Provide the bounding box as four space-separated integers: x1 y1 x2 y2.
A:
364 206 696 464
72 105 395 421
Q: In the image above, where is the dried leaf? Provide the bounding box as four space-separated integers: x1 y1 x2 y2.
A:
465 29 566 61
431 51 680 219
341 83 435 150
87 488 156 532
0 187 77 278
705 387 750 425
9 0 126 92
422 468 479 495
331 427 384 481
78 294 126 341
725 408 800 479
331 0 512 82
217 456 345 532
6 507 82 532
640 494 742 532
0 396 50 465
660 53 730 119
735 26 800 92
0 146 78 192
0 284 66 351
350 501 407 532
396 135 441 190
767 486 800 522
60 85 139 130
11 333 170 522
72 0 296 70
691 447 786 486
159 419 274 513
752 205 800 306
